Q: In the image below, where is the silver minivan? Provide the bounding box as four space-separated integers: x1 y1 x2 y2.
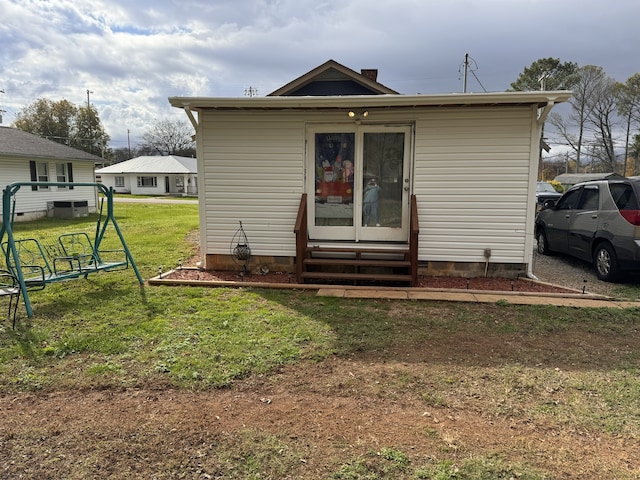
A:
535 177 640 281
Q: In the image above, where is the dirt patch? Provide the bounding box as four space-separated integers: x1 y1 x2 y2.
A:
1 350 637 479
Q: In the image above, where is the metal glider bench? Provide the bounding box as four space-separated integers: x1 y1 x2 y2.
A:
1 181 144 318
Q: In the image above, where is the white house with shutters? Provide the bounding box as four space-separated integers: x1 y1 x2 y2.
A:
0 126 101 222
169 60 571 281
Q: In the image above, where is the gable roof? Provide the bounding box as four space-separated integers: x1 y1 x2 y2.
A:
268 59 399 96
0 126 103 163
96 155 197 175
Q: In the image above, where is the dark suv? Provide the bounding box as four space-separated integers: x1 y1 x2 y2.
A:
535 177 640 281
536 181 562 207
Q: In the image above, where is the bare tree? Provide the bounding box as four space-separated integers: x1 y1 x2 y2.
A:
548 65 608 171
614 73 640 175
141 119 195 156
585 73 619 172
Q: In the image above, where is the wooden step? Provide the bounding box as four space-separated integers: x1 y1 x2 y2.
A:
300 271 413 283
303 258 411 268
307 246 409 255
300 243 413 286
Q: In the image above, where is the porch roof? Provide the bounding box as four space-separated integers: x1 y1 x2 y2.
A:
169 91 572 112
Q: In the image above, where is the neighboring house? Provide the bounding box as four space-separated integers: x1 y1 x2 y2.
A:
169 59 571 279
554 172 622 190
0 126 102 222
95 155 198 196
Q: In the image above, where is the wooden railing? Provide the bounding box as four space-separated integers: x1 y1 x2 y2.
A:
293 194 308 283
294 193 420 286
409 194 419 286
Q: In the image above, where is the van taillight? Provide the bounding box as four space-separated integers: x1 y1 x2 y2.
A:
620 210 640 225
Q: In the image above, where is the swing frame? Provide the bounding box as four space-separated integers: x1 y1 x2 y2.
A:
1 182 144 317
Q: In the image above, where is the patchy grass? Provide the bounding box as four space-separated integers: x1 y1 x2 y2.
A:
1 202 639 479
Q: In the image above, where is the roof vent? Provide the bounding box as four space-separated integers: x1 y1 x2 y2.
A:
360 69 378 82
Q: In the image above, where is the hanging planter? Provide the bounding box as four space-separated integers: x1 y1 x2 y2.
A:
230 221 251 275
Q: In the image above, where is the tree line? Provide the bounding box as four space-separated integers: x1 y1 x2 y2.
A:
12 59 640 175
511 58 640 179
11 99 195 163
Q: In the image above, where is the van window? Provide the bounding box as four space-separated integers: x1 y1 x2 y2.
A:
579 187 599 210
610 184 639 210
556 189 582 210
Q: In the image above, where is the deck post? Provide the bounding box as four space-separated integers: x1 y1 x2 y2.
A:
409 195 420 286
293 194 308 283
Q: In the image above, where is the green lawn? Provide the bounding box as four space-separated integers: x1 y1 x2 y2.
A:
1 202 639 479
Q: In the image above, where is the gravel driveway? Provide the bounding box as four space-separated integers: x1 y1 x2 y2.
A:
531 245 639 298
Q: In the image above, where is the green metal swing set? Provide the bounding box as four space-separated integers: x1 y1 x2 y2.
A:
1 182 144 318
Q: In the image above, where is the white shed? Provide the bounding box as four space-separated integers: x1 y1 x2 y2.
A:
169 60 570 283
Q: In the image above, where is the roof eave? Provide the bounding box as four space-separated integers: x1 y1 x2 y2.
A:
0 152 101 163
169 91 572 112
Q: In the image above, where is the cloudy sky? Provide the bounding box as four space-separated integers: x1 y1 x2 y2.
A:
1 0 638 151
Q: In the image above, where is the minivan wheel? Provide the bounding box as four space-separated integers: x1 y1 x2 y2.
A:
536 229 551 255
593 242 620 282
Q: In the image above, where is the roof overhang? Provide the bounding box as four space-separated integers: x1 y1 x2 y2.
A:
169 91 572 113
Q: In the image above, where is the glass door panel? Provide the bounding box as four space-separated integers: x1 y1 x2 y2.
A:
358 128 410 241
310 131 356 239
307 125 410 242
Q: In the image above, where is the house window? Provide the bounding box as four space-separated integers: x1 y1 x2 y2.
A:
37 162 49 189
137 176 157 188
115 176 125 188
37 162 49 182
56 163 68 189
56 163 67 182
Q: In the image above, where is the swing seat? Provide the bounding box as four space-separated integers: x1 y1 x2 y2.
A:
2 233 128 289
58 232 129 273
0 269 21 328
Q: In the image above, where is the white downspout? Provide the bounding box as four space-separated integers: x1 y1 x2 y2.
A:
527 100 556 280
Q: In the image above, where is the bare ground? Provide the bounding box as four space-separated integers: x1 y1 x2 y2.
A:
2 245 638 478
2 334 638 479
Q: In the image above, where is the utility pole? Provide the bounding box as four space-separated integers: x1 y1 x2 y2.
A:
86 89 94 154
459 54 484 93
462 53 469 93
0 89 5 124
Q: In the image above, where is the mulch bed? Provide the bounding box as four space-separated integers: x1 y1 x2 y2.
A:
161 268 579 294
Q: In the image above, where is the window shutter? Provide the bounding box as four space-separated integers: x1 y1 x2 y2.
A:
68 163 74 189
29 161 38 191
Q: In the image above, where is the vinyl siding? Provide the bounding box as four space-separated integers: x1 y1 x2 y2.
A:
413 106 536 264
198 105 539 264
199 111 305 256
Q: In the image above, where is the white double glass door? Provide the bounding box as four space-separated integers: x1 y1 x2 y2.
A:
307 125 411 242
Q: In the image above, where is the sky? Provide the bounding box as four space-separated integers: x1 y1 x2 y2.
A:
1 0 639 152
